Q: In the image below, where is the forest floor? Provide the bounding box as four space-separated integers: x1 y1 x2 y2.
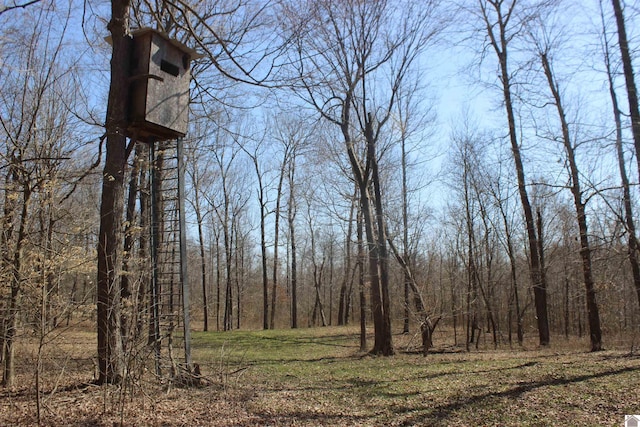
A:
1 324 640 426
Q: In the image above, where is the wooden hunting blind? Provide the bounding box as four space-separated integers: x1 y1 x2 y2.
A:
128 28 202 140
105 28 202 375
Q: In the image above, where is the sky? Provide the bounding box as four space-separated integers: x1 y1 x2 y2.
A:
3 0 640 246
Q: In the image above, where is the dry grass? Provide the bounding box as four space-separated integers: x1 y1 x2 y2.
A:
1 325 639 426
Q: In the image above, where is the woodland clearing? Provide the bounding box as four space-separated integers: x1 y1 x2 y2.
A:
1 325 639 426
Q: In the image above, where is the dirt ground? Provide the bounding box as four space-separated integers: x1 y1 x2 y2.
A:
1 326 639 426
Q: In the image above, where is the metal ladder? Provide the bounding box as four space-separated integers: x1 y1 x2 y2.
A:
149 138 191 376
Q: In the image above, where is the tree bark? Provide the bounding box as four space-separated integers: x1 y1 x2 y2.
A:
120 142 142 345
498 197 523 345
136 144 149 340
340 94 392 355
338 191 356 326
96 0 131 384
309 214 327 327
288 152 298 329
251 155 269 330
192 179 209 332
480 0 549 346
357 208 367 352
365 115 393 356
223 219 233 331
214 229 221 331
611 0 640 185
234 223 242 330
602 6 640 310
3 185 30 387
359 182 393 355
270 150 287 329
401 117 411 335
540 52 602 351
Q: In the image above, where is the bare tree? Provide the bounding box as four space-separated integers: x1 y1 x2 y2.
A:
96 0 131 384
306 199 328 327
601 0 640 310
610 0 640 185
388 78 435 335
474 0 550 346
338 189 357 326
120 142 145 341
489 162 526 346
240 137 270 330
270 116 310 329
356 206 367 351
209 137 250 331
287 142 299 329
527 19 603 350
0 3 80 386
185 135 216 332
283 0 440 355
95 0 287 381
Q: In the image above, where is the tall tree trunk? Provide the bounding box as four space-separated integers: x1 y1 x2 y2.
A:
478 205 498 349
611 0 640 184
97 0 130 384
148 144 164 354
498 201 523 346
39 193 57 332
186 150 209 332
338 191 356 326
462 151 479 350
328 239 334 326
540 52 602 351
401 120 411 335
564 272 570 339
121 144 141 300
121 142 142 344
1 159 18 383
338 88 392 355
218 153 234 331
359 183 388 355
536 207 548 325
136 144 149 339
270 153 287 329
235 224 242 330
366 114 393 356
247 151 269 331
602 7 640 310
307 202 327 327
288 154 298 329
466 219 480 349
449 252 459 346
3 186 31 387
480 0 549 345
503 41 549 347
357 208 367 352
214 229 221 331
194 193 208 332
259 185 268 331
223 220 233 331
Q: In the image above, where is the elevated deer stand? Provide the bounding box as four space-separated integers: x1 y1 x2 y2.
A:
125 28 202 377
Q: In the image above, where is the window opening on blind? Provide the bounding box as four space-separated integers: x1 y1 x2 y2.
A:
161 59 179 77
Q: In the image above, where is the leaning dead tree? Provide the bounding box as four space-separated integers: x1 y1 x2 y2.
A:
387 238 440 355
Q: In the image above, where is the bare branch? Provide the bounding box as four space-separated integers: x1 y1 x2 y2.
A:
0 0 42 16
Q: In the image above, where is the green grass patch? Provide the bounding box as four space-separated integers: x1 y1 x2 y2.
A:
188 327 640 426
3 326 638 426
